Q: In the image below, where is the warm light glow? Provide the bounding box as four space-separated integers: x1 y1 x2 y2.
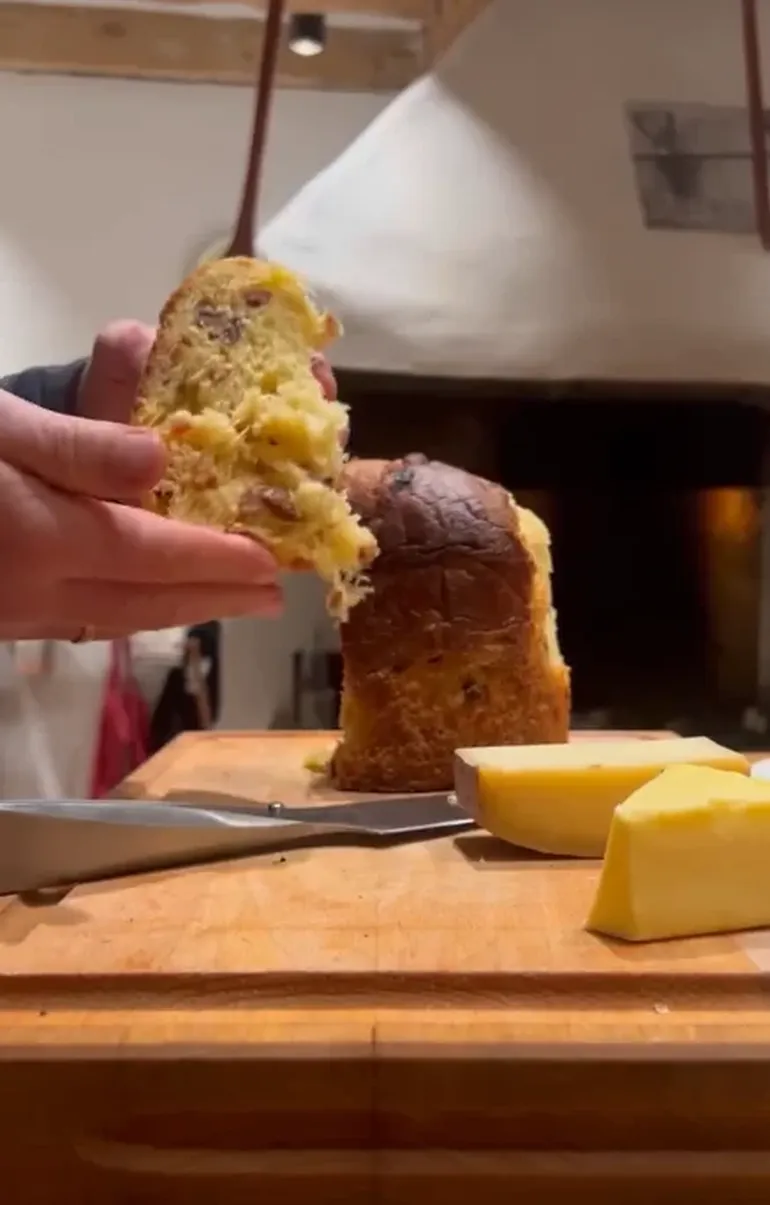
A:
700 488 759 540
289 13 326 58
291 36 324 57
696 487 761 703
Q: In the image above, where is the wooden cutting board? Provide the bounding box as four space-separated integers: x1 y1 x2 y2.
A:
2 729 770 1205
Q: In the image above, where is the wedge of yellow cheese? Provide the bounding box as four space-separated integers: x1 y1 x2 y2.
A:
587 764 770 942
453 738 748 858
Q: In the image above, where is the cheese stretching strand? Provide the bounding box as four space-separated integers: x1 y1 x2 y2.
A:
134 257 378 620
588 764 770 943
453 737 749 857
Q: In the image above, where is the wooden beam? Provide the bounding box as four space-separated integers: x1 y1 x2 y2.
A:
0 2 425 91
138 0 432 17
425 0 492 63
273 0 428 14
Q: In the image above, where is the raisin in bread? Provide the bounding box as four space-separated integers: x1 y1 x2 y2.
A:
330 455 570 792
134 257 377 619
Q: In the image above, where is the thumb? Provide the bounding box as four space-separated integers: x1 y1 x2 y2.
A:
79 320 156 423
0 389 165 500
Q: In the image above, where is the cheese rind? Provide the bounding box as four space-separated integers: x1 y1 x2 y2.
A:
453 738 749 858
587 764 770 942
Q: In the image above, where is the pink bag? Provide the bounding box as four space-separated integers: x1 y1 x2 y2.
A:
89 638 149 798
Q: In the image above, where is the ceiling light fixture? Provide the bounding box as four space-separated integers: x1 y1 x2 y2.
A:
288 12 326 57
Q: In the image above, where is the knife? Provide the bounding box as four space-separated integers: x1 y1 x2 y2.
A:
0 793 475 897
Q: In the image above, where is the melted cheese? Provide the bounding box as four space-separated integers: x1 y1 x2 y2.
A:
453 738 748 857
587 764 770 943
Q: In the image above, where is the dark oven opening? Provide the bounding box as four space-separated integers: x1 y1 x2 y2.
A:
335 371 770 749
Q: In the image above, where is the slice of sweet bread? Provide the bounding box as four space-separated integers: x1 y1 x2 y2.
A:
133 256 378 618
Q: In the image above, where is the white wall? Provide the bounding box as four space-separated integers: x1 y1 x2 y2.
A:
0 73 388 370
265 0 770 383
0 73 388 794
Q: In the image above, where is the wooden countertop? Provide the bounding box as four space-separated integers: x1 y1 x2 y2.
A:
1 729 770 1205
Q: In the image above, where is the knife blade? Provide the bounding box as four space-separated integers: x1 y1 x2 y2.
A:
0 793 475 896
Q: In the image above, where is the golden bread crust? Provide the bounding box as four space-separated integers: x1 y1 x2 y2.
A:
331 455 570 792
134 257 377 619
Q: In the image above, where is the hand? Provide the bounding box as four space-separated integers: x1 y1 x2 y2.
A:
0 390 283 641
0 321 341 640
310 352 338 403
77 320 157 424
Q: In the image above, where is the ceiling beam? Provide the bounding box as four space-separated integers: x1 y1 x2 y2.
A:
142 0 432 16
277 0 428 13
425 0 492 62
0 2 425 91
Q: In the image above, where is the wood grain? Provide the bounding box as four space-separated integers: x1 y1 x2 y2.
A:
2 728 770 1204
0 2 423 91
137 0 430 13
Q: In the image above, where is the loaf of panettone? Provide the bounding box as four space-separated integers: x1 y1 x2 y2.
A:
134 256 377 619
330 455 570 792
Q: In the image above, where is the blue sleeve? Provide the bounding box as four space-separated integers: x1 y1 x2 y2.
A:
0 359 87 415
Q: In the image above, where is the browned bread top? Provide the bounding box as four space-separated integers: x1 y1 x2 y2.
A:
341 454 535 656
344 453 515 560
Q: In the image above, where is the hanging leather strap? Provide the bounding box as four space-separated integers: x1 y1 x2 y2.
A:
741 0 770 249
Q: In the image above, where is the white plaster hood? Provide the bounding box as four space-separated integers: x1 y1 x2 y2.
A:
262 0 770 384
